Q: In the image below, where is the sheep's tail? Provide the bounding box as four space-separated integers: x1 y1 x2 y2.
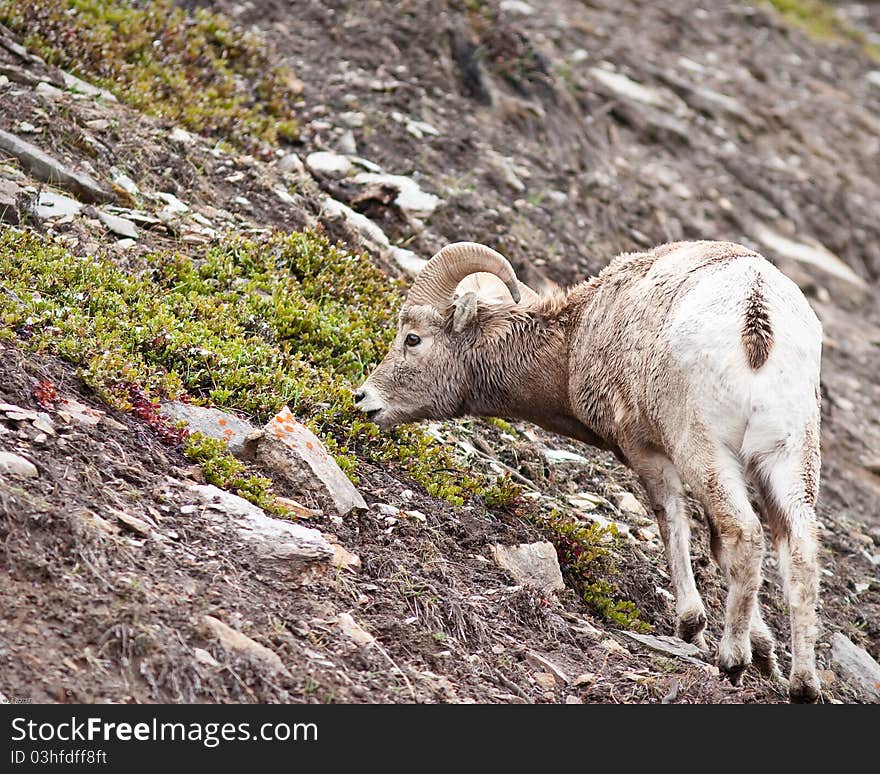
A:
742 274 773 370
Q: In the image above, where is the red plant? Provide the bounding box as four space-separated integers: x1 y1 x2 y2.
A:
126 384 189 445
33 379 59 409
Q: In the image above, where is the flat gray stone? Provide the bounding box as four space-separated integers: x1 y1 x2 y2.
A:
160 402 255 456
60 70 116 102
97 209 139 239
0 451 38 478
0 129 110 203
201 615 289 676
490 541 565 592
831 632 880 702
618 631 706 665
35 191 83 220
249 405 366 515
188 484 334 576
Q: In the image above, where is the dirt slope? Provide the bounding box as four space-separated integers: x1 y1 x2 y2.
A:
1 0 878 704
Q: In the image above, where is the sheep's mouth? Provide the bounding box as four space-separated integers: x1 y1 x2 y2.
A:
364 408 382 422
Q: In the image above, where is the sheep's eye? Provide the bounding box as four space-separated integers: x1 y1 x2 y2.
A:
404 333 421 347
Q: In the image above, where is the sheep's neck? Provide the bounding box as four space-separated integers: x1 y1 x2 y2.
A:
463 305 614 452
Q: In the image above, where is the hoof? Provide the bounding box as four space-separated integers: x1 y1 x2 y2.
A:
788 671 820 704
719 662 749 686
718 636 751 685
750 636 779 678
676 608 708 646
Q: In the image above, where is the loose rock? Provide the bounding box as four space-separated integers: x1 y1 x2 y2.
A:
753 224 867 289
160 402 255 456
337 612 375 647
247 406 366 515
352 172 439 217
830 632 880 702
0 129 110 203
201 615 290 676
188 484 335 576
613 490 648 517
96 209 139 239
35 191 83 220
490 541 565 592
0 451 38 478
618 631 706 665
305 151 353 178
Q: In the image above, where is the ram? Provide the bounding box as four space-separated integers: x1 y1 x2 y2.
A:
355 240 823 702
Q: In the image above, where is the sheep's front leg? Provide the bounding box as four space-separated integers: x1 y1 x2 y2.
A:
626 448 707 648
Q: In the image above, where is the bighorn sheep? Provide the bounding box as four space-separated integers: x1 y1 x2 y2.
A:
355 240 823 702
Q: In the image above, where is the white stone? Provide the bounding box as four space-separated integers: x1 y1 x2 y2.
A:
752 224 867 288
277 153 305 174
193 648 220 668
500 1 535 15
388 246 427 277
35 191 82 219
305 151 353 177
97 209 139 239
169 127 195 144
154 192 189 214
337 613 375 647
188 484 335 574
589 67 669 107
111 168 139 195
619 631 705 664
0 451 38 478
161 402 255 456
35 81 64 100
274 187 296 205
542 448 589 464
490 541 565 592
613 491 648 517
831 632 880 702
60 71 116 101
322 196 390 250
254 406 367 515
352 172 440 217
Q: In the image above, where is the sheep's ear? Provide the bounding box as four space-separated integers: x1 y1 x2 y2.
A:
451 291 479 334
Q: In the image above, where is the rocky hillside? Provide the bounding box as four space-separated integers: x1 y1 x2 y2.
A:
0 0 878 704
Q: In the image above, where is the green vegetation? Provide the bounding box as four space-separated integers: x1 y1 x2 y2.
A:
0 227 517 508
0 0 301 147
534 508 649 631
764 0 880 60
184 433 275 511
0 0 645 629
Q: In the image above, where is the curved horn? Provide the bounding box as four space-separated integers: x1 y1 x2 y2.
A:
405 242 522 309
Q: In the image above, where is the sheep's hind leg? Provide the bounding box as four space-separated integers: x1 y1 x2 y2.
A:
688 448 764 683
753 456 821 703
626 448 707 649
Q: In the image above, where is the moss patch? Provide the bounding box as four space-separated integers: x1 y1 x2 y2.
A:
0 0 301 147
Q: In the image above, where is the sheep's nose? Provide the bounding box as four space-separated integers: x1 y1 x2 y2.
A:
354 389 366 404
